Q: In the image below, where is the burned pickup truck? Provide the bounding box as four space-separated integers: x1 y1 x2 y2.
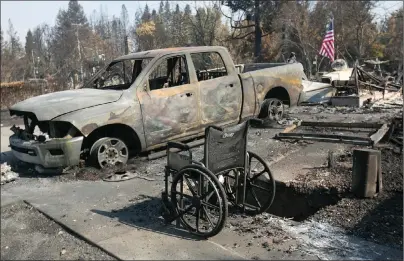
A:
9 46 306 169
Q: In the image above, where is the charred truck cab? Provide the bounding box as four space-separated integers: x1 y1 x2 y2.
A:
9 46 305 170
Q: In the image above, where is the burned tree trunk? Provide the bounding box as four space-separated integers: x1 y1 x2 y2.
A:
254 0 262 62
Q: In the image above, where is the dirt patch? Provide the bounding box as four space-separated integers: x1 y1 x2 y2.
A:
291 147 403 249
312 192 402 249
267 182 341 221
1 201 116 260
227 213 297 242
295 146 403 193
380 148 403 192
226 212 303 254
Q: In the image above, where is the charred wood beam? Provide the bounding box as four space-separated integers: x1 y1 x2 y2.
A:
300 121 383 129
275 133 372 146
390 137 403 146
275 132 372 146
276 132 371 141
358 81 398 92
353 63 359 94
282 123 300 133
370 124 389 145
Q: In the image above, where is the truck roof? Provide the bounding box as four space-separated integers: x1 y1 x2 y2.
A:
113 46 228 61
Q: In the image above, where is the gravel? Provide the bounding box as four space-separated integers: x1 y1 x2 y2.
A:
1 201 116 260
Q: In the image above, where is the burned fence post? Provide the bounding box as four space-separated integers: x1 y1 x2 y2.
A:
353 60 359 95
328 150 336 168
352 149 382 198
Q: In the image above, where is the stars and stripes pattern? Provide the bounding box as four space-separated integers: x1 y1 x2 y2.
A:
319 18 335 62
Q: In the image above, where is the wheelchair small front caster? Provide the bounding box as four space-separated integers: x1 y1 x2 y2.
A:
160 201 175 224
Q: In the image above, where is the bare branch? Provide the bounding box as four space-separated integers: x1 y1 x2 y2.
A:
232 30 254 40
231 23 254 29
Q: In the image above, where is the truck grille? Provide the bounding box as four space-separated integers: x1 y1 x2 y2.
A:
10 145 37 156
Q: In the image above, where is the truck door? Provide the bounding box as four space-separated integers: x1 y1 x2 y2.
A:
190 51 242 128
138 54 200 147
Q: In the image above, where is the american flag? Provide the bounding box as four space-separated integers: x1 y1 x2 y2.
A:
319 18 335 62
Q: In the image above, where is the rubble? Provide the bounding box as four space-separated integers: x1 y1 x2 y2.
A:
307 58 402 110
275 121 390 146
385 116 403 151
1 163 18 185
288 146 403 249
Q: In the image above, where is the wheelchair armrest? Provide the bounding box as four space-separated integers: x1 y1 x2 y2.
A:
249 118 263 126
208 125 224 132
167 141 190 151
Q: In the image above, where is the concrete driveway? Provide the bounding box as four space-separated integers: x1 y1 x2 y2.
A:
0 125 315 260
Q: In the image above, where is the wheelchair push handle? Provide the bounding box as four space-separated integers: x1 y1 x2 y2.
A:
208 125 224 132
167 141 190 151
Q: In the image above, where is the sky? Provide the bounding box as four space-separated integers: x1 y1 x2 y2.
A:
1 0 403 45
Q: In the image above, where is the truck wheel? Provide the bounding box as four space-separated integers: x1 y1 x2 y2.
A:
90 137 129 168
261 98 284 121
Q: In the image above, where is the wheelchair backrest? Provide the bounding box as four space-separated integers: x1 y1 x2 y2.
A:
204 121 249 174
167 150 192 171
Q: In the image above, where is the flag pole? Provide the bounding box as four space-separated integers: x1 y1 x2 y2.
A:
331 13 334 61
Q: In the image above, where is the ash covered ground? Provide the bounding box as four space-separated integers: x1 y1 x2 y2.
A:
1 201 116 260
1 103 402 259
306 148 403 249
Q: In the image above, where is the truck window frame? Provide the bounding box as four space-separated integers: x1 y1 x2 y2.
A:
190 52 228 82
146 54 190 92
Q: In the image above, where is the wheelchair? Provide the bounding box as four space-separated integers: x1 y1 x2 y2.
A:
160 119 276 238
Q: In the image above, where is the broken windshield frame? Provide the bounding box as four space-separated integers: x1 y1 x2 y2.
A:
81 58 152 90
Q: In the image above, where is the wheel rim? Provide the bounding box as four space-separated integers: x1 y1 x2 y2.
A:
267 99 284 121
171 168 226 236
245 152 276 213
221 153 275 214
97 138 129 168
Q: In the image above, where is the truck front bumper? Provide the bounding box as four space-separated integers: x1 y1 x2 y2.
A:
9 134 83 168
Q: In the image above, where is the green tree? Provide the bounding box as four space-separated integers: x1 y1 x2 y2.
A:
189 5 222 46
142 4 151 23
383 8 403 61
52 0 89 85
7 19 22 57
153 5 167 48
163 0 172 46
25 30 34 61
120 4 129 36
223 0 283 61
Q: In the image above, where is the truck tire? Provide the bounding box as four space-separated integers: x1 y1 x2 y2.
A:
260 98 284 121
89 137 129 168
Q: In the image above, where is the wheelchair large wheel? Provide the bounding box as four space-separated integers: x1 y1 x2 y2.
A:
171 165 228 238
223 151 276 214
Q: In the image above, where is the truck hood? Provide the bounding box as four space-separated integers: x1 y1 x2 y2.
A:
10 89 123 121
